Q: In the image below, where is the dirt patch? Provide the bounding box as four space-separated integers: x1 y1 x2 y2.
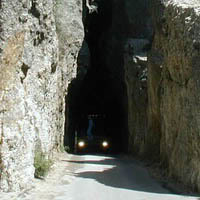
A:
0 152 71 200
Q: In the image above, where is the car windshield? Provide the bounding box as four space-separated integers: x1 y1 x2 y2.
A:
77 114 107 138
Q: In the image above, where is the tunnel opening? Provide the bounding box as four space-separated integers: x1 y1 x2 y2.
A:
64 0 129 154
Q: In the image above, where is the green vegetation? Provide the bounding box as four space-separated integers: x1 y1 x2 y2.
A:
64 146 70 152
34 152 53 178
60 145 70 153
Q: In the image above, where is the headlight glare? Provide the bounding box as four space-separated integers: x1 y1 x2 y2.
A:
102 141 108 148
78 141 85 148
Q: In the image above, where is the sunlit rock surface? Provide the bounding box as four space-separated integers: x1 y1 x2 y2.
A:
0 0 84 192
1 0 200 194
148 0 200 191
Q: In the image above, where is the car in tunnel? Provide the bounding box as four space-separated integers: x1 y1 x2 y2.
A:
74 114 111 153
75 135 111 153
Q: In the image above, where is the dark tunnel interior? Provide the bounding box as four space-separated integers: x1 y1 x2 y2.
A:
64 0 129 154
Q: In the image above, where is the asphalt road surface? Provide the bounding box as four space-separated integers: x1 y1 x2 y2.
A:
40 154 199 200
4 154 199 200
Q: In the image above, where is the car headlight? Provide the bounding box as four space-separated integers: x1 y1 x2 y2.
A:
102 141 108 148
78 141 85 148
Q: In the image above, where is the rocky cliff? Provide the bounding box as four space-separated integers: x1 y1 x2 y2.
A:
123 0 152 154
1 0 200 194
147 0 200 191
124 0 200 192
0 0 84 191
124 39 149 154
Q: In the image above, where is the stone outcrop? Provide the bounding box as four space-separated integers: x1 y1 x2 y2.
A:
55 0 85 153
1 0 200 194
148 0 200 191
0 0 84 192
121 0 200 192
122 0 152 154
124 39 149 154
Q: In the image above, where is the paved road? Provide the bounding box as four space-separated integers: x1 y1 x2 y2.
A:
39 154 199 200
3 154 198 200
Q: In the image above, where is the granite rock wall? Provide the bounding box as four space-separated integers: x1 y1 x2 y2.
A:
124 39 149 154
148 0 200 191
1 0 200 193
122 0 152 154
0 0 84 192
123 0 200 192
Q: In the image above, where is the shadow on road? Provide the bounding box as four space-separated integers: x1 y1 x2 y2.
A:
62 154 189 196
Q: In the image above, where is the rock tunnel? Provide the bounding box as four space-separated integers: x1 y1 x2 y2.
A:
2 0 200 193
64 0 129 153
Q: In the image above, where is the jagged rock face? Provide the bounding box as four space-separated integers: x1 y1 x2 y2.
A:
55 0 88 152
148 0 200 191
124 39 149 154
0 0 84 192
55 0 85 152
146 0 164 158
122 0 152 154
55 0 84 85
0 0 58 191
2 0 200 193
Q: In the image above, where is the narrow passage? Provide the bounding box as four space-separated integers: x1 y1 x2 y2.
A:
12 153 199 200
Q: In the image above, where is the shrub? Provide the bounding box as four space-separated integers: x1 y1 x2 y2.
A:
64 146 70 152
34 152 53 178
